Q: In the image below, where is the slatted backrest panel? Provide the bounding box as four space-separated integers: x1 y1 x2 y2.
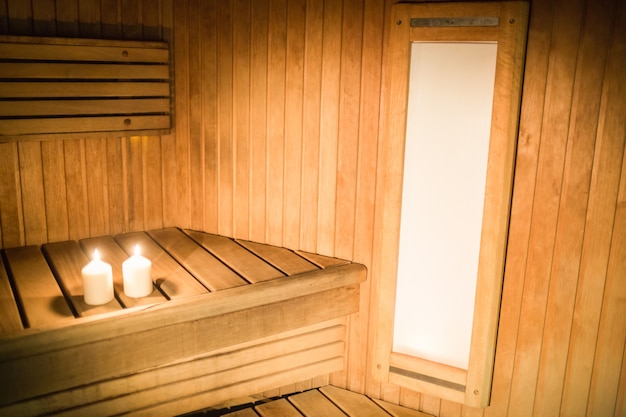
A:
0 35 171 141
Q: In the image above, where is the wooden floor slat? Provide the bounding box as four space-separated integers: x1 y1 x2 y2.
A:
288 389 347 417
216 386 435 417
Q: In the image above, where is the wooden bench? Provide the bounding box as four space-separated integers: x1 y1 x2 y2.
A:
0 228 366 416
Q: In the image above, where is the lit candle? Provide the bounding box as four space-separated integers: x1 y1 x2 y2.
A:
81 249 115 305
122 244 153 298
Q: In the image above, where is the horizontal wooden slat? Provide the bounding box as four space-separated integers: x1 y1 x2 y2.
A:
0 41 168 63
114 231 208 299
0 99 170 117
185 229 285 283
0 63 169 79
148 228 249 291
236 239 320 275
0 82 169 98
3 246 74 328
0 115 170 136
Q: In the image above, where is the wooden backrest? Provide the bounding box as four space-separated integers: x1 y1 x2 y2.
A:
0 35 171 141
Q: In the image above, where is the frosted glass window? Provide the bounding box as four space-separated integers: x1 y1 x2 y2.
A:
393 42 498 370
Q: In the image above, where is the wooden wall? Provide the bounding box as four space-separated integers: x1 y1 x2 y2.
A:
0 1 625 416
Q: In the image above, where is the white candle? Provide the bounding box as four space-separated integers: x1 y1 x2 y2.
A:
81 249 115 305
122 244 153 298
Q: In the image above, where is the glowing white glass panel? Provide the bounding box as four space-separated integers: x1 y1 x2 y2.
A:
393 42 498 370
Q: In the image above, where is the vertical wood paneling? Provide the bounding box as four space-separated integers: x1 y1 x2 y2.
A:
17 142 47 245
234 0 251 240
317 0 342 255
1 1 625 416
0 143 24 247
266 0 287 246
85 138 110 236
41 141 69 242
217 0 234 236
532 0 613 414
200 0 219 234
283 0 305 249
507 0 584 414
188 0 205 232
249 0 269 242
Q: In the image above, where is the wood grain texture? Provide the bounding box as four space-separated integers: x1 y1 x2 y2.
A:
1 1 625 416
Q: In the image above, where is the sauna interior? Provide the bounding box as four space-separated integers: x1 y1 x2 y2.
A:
0 0 625 416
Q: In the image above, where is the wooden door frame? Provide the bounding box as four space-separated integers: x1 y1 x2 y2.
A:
371 1 529 408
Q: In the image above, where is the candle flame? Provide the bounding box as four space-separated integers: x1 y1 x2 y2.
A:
134 244 141 256
93 249 100 261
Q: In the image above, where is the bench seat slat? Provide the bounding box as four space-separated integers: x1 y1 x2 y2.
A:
148 228 249 291
0 256 24 334
42 241 122 317
80 236 167 308
295 250 351 268
115 231 208 299
235 239 320 276
3 246 75 327
184 230 285 283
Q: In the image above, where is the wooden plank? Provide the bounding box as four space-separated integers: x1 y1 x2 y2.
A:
187 0 206 233
80 236 166 308
115 231 207 298
232 0 251 239
256 398 302 417
532 0 615 414
372 398 433 417
299 0 323 252
265 0 287 246
41 140 69 242
84 138 110 237
3 246 74 327
236 239 319 275
320 385 391 417
316 0 342 255
0 81 169 98
185 229 284 282
0 40 168 62
0 115 170 137
0 142 25 248
127 135 145 231
0 99 170 117
295 250 350 268
16 142 47 245
0 255 24 334
42 240 122 317
288 389 348 417
248 0 268 242
148 228 248 291
0 63 169 79
583 1 626 413
142 136 164 231
62 139 89 240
